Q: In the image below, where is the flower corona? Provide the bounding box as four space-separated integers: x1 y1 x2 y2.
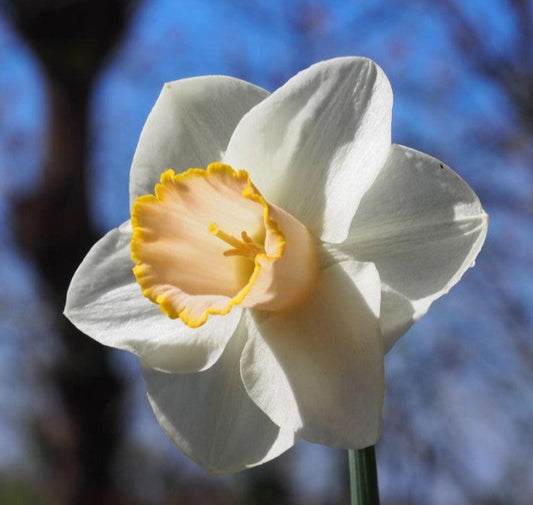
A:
130 162 318 327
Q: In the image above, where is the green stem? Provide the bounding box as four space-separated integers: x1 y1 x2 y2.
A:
348 446 380 505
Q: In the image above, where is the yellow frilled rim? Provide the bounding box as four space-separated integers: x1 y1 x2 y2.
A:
130 162 285 328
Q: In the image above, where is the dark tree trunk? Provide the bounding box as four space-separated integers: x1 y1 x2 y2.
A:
9 1 136 503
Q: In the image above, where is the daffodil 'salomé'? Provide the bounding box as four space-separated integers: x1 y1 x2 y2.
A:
64 57 488 473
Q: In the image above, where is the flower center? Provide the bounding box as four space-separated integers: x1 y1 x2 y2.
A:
209 224 265 259
131 162 317 327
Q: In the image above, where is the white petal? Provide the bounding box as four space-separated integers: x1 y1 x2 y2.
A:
129 76 269 205
224 57 392 243
241 259 384 448
343 144 488 352
64 221 241 373
143 322 296 474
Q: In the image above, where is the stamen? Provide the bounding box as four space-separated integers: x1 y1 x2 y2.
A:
209 222 265 259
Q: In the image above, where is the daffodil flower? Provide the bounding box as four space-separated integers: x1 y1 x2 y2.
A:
65 57 487 473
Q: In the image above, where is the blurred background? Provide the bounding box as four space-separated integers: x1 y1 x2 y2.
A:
0 0 531 503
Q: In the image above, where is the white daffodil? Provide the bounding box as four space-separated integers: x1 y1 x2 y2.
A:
65 57 487 473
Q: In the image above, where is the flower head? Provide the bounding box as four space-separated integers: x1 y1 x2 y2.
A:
65 57 488 473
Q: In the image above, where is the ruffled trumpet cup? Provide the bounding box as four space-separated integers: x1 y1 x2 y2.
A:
65 57 488 473
130 163 318 328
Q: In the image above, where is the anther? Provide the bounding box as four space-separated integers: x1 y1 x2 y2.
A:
209 223 265 259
